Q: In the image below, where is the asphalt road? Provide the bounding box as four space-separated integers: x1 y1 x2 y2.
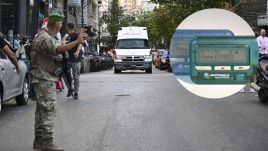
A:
0 68 268 151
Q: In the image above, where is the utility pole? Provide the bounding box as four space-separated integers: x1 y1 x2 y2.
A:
98 0 102 52
61 0 68 35
81 0 84 27
31 0 39 40
98 5 101 47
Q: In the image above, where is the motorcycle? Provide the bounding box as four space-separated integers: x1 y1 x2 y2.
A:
251 56 268 103
166 57 172 72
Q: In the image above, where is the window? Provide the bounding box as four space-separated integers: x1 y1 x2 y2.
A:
116 39 149 49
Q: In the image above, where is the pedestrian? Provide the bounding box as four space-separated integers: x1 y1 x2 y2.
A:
15 36 30 59
66 22 83 99
0 36 20 73
251 29 268 92
31 13 87 151
239 30 267 93
14 34 21 52
62 51 73 97
257 29 268 57
60 33 74 97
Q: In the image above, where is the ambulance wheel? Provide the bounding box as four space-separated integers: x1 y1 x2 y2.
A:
146 67 152 73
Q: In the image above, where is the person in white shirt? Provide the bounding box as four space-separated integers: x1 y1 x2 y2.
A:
239 29 267 93
257 29 268 57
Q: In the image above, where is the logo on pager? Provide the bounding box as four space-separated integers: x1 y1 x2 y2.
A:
204 72 210 79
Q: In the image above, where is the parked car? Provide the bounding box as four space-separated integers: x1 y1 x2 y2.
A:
100 54 113 70
90 54 102 72
155 49 170 70
0 51 29 112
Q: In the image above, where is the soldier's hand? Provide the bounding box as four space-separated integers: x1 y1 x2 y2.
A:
77 29 88 43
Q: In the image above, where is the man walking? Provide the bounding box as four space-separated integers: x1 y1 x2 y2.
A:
66 22 83 99
257 29 268 57
240 29 268 93
31 13 87 151
13 34 21 52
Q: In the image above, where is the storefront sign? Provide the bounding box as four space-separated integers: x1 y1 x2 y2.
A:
68 0 81 6
257 15 268 26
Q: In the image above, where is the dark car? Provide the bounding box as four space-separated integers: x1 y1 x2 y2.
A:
100 54 113 70
90 54 102 72
155 49 171 70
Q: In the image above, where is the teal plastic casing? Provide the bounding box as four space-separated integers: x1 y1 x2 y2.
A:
190 36 258 84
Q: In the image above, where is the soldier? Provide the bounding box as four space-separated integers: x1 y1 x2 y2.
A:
31 13 87 151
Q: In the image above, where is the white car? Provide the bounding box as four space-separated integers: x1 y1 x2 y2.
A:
0 51 29 112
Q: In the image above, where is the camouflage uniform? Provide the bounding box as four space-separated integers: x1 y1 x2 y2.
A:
31 29 60 149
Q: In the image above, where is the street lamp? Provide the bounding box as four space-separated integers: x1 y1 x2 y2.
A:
98 5 100 46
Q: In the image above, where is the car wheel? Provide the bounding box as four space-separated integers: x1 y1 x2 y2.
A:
15 78 29 105
258 88 268 103
146 67 152 74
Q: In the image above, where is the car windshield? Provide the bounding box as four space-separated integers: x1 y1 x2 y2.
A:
116 39 150 49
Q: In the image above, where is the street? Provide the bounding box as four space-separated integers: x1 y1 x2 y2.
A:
0 68 268 151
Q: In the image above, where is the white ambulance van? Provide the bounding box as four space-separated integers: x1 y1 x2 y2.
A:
114 26 152 73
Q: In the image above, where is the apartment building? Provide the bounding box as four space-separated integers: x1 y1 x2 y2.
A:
119 0 137 15
136 0 158 15
226 0 267 33
99 0 112 47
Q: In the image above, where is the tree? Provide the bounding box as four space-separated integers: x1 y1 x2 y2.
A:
102 0 136 48
151 0 226 6
133 1 226 48
102 0 124 47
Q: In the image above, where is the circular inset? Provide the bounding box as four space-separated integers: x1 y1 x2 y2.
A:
169 8 257 99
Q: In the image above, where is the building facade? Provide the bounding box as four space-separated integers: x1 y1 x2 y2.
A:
136 0 158 15
0 0 65 41
119 0 137 16
0 0 29 41
99 0 111 48
67 0 100 39
226 0 268 34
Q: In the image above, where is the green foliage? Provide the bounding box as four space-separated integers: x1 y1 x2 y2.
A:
132 0 226 48
151 0 226 6
102 0 226 48
102 0 136 47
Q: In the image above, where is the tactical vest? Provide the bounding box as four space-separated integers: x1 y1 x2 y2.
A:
31 31 62 76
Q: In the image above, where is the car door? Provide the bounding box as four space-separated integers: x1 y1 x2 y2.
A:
0 51 20 100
